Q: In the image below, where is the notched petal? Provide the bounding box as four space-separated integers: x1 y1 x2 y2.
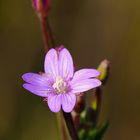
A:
61 93 76 112
22 72 51 86
71 79 101 94
47 94 61 112
44 48 59 80
23 83 50 97
58 48 74 80
72 69 100 83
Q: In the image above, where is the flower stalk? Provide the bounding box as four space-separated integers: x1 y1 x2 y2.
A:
94 87 102 126
32 0 54 51
62 111 80 140
40 17 55 51
40 16 50 51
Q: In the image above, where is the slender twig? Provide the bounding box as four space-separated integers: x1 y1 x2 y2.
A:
46 18 55 47
62 111 79 140
40 16 50 52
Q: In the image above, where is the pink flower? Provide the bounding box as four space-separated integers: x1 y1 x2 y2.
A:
22 47 101 113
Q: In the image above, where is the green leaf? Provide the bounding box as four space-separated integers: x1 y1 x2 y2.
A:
78 129 86 140
87 121 109 140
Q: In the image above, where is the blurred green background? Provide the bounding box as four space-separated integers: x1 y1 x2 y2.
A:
0 0 140 140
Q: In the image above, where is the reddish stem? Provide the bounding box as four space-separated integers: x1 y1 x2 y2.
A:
40 16 50 52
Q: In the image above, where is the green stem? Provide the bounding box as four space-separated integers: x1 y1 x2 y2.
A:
95 87 102 126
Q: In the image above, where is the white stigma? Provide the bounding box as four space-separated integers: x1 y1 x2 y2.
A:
53 76 68 94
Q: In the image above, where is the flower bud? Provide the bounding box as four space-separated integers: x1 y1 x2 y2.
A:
97 59 110 84
72 95 85 129
32 0 49 17
74 95 85 113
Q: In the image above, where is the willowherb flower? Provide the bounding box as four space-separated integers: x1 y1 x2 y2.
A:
22 47 101 113
32 0 49 17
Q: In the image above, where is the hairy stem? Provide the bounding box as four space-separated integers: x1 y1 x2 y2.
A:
62 111 79 140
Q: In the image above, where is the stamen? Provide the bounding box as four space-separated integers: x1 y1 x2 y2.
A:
53 76 68 94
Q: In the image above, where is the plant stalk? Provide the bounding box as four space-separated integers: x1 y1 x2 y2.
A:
40 16 50 52
62 111 79 140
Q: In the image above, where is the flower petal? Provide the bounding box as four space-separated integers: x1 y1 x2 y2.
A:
71 79 101 94
47 94 61 112
58 47 74 80
44 49 59 81
72 69 100 83
23 84 52 97
61 93 76 112
22 73 52 86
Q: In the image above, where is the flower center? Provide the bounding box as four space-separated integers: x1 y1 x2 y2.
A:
53 76 68 94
